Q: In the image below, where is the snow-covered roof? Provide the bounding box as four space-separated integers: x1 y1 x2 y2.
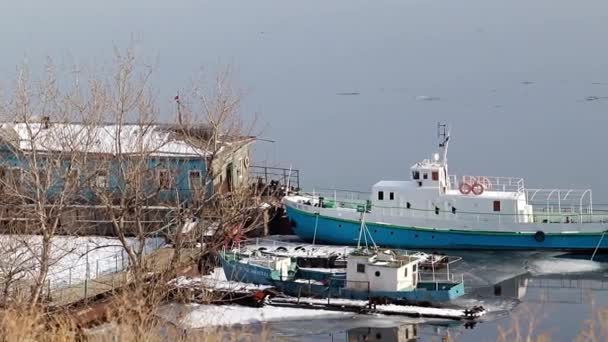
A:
0 122 251 157
372 180 416 190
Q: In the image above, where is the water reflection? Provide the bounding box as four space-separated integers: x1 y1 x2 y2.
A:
273 253 608 341
346 325 418 341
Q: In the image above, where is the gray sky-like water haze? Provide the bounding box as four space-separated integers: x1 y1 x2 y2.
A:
2 0 608 199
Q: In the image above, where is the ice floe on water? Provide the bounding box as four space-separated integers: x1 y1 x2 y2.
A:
526 257 606 276
415 95 441 101
157 303 355 328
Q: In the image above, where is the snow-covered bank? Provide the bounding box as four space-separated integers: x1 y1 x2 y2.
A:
0 235 165 289
170 275 272 292
157 303 355 328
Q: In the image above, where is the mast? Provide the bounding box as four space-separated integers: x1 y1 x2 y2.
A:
437 122 450 187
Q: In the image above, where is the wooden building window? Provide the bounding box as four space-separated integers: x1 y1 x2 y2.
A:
423 173 428 180
412 171 420 180
189 170 202 190
378 191 384 200
158 169 171 189
389 192 394 200
67 168 80 186
357 264 365 273
95 171 108 189
493 200 501 212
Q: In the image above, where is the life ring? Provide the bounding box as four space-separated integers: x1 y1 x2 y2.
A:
244 156 250 169
534 231 545 242
459 183 472 195
471 182 484 196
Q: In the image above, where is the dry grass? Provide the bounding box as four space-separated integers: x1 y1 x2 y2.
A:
0 285 272 342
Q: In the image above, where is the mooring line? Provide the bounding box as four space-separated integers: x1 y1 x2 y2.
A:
591 230 606 261
311 212 320 246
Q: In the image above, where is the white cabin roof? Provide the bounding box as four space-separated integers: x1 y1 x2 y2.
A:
372 180 416 189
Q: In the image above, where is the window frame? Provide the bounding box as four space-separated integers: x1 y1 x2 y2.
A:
432 171 439 181
95 170 108 189
412 171 420 180
378 191 384 201
189 169 202 189
389 192 394 200
356 263 365 273
157 169 172 190
493 200 501 212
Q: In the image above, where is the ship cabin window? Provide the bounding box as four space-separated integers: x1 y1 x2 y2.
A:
357 264 365 273
378 191 384 200
493 200 501 212
423 173 428 180
389 192 394 200
413 264 417 273
404 267 408 277
406 202 411 209
412 171 420 180
432 171 439 181
494 285 502 296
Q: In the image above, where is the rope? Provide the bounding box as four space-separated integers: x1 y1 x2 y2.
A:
591 230 607 261
311 213 320 246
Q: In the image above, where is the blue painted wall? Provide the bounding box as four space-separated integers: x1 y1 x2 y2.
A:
0 145 210 205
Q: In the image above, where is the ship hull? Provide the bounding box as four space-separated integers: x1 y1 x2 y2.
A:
220 253 464 302
286 205 608 251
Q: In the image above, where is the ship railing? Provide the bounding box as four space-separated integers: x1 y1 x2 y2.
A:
299 188 370 209
371 204 608 224
295 196 608 224
418 271 464 286
448 175 525 193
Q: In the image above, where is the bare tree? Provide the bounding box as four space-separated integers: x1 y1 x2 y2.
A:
166 69 263 273
0 61 99 305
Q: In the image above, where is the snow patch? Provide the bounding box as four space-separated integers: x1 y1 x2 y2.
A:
157 303 354 328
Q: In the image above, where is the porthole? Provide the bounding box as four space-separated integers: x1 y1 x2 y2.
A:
374 229 377 233
375 271 381 277
415 234 419 238
390 231 394 235
338 224 342 228
431 235 435 239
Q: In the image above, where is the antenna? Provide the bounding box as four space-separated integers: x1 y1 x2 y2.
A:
437 122 448 147
174 92 183 126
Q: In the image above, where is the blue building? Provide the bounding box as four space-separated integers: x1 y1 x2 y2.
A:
0 120 255 206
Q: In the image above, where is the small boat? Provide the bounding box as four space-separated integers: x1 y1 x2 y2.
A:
220 247 465 303
283 123 608 251
243 239 349 268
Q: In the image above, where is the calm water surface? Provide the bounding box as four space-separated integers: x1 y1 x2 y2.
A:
2 1 608 340
265 250 608 341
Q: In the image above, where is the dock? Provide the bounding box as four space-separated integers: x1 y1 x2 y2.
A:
268 297 486 321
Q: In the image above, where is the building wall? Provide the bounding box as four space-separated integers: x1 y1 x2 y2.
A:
346 255 417 292
372 181 525 222
212 142 252 193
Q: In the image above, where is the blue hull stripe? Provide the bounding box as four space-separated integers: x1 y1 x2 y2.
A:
286 206 608 250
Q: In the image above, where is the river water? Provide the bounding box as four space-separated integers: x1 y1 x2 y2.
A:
2 1 608 340
264 250 608 341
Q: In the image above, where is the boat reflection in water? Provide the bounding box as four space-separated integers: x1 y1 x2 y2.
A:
347 325 418 342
